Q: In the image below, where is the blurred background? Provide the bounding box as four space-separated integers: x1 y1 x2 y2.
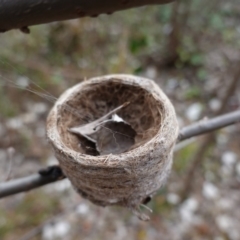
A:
0 0 240 239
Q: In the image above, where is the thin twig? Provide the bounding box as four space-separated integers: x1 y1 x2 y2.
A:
0 109 239 199
178 110 240 142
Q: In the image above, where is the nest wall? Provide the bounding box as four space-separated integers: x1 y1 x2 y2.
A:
47 74 178 220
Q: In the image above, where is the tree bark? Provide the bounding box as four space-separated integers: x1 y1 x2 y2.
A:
0 0 174 33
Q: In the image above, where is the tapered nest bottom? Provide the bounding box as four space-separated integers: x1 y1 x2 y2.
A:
47 74 179 220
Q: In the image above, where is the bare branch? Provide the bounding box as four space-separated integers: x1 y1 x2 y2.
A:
0 109 239 199
0 166 65 198
178 110 240 142
0 0 174 33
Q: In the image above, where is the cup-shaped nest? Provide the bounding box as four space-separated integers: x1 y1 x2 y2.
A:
47 74 178 220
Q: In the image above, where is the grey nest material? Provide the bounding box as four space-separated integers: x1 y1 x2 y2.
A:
46 74 178 220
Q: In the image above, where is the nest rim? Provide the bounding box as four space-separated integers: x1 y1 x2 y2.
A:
46 74 178 168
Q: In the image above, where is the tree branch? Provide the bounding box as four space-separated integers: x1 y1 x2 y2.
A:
0 166 65 198
178 110 240 142
0 109 239 199
0 0 174 33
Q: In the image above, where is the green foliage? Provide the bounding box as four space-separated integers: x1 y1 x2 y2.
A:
0 87 18 117
210 14 224 31
184 86 201 100
133 66 144 75
129 35 148 54
148 193 172 215
197 68 208 81
222 29 236 43
51 72 64 85
189 54 204 66
176 49 204 68
176 34 204 68
158 5 172 23
173 142 198 174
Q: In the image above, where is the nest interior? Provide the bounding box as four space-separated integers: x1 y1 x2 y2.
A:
57 79 163 156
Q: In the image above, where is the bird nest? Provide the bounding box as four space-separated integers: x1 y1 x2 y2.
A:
46 74 178 220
